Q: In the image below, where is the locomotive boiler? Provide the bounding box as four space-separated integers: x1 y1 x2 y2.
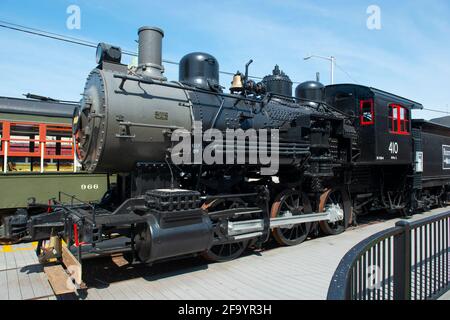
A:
75 27 328 174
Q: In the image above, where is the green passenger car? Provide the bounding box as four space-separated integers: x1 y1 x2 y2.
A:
0 95 111 237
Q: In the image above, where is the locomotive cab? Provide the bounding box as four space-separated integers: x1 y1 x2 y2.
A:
324 84 423 164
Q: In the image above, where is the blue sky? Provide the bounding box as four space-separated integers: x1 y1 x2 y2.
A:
0 0 449 119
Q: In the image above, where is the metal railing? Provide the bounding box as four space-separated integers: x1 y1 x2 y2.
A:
327 211 450 300
0 120 76 173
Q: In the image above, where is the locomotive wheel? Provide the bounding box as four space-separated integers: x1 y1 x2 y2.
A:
202 241 249 262
271 190 312 246
319 188 352 235
201 198 249 262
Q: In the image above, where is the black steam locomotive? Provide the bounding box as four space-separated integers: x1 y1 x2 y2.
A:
4 26 450 267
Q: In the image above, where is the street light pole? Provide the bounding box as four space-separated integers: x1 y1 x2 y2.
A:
330 56 335 85
304 55 336 85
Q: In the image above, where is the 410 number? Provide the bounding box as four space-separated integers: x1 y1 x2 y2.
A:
389 142 399 154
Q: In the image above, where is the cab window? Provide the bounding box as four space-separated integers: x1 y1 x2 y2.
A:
389 104 410 135
360 99 374 126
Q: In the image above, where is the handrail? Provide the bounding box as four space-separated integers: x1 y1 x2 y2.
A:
57 191 97 228
327 210 450 300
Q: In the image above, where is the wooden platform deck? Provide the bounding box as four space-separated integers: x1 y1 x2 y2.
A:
0 242 55 300
1 207 448 300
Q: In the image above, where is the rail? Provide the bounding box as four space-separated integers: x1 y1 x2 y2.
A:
327 210 450 300
0 120 77 173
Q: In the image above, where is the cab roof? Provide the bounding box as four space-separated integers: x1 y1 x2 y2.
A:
0 96 77 118
325 84 423 110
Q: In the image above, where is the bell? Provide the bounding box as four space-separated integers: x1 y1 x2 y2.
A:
230 72 243 93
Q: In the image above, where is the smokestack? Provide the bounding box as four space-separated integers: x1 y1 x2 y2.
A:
137 26 165 80
316 72 320 82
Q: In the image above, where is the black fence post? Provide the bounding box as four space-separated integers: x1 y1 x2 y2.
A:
393 220 412 300
345 275 352 300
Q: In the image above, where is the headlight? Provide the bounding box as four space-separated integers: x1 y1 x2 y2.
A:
96 42 122 65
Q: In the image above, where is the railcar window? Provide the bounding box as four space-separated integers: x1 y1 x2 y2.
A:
388 104 410 135
0 120 75 173
360 99 374 125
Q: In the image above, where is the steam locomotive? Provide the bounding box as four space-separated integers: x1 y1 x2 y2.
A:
4 26 450 266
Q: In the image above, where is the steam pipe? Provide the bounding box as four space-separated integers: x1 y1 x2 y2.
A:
244 59 253 81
